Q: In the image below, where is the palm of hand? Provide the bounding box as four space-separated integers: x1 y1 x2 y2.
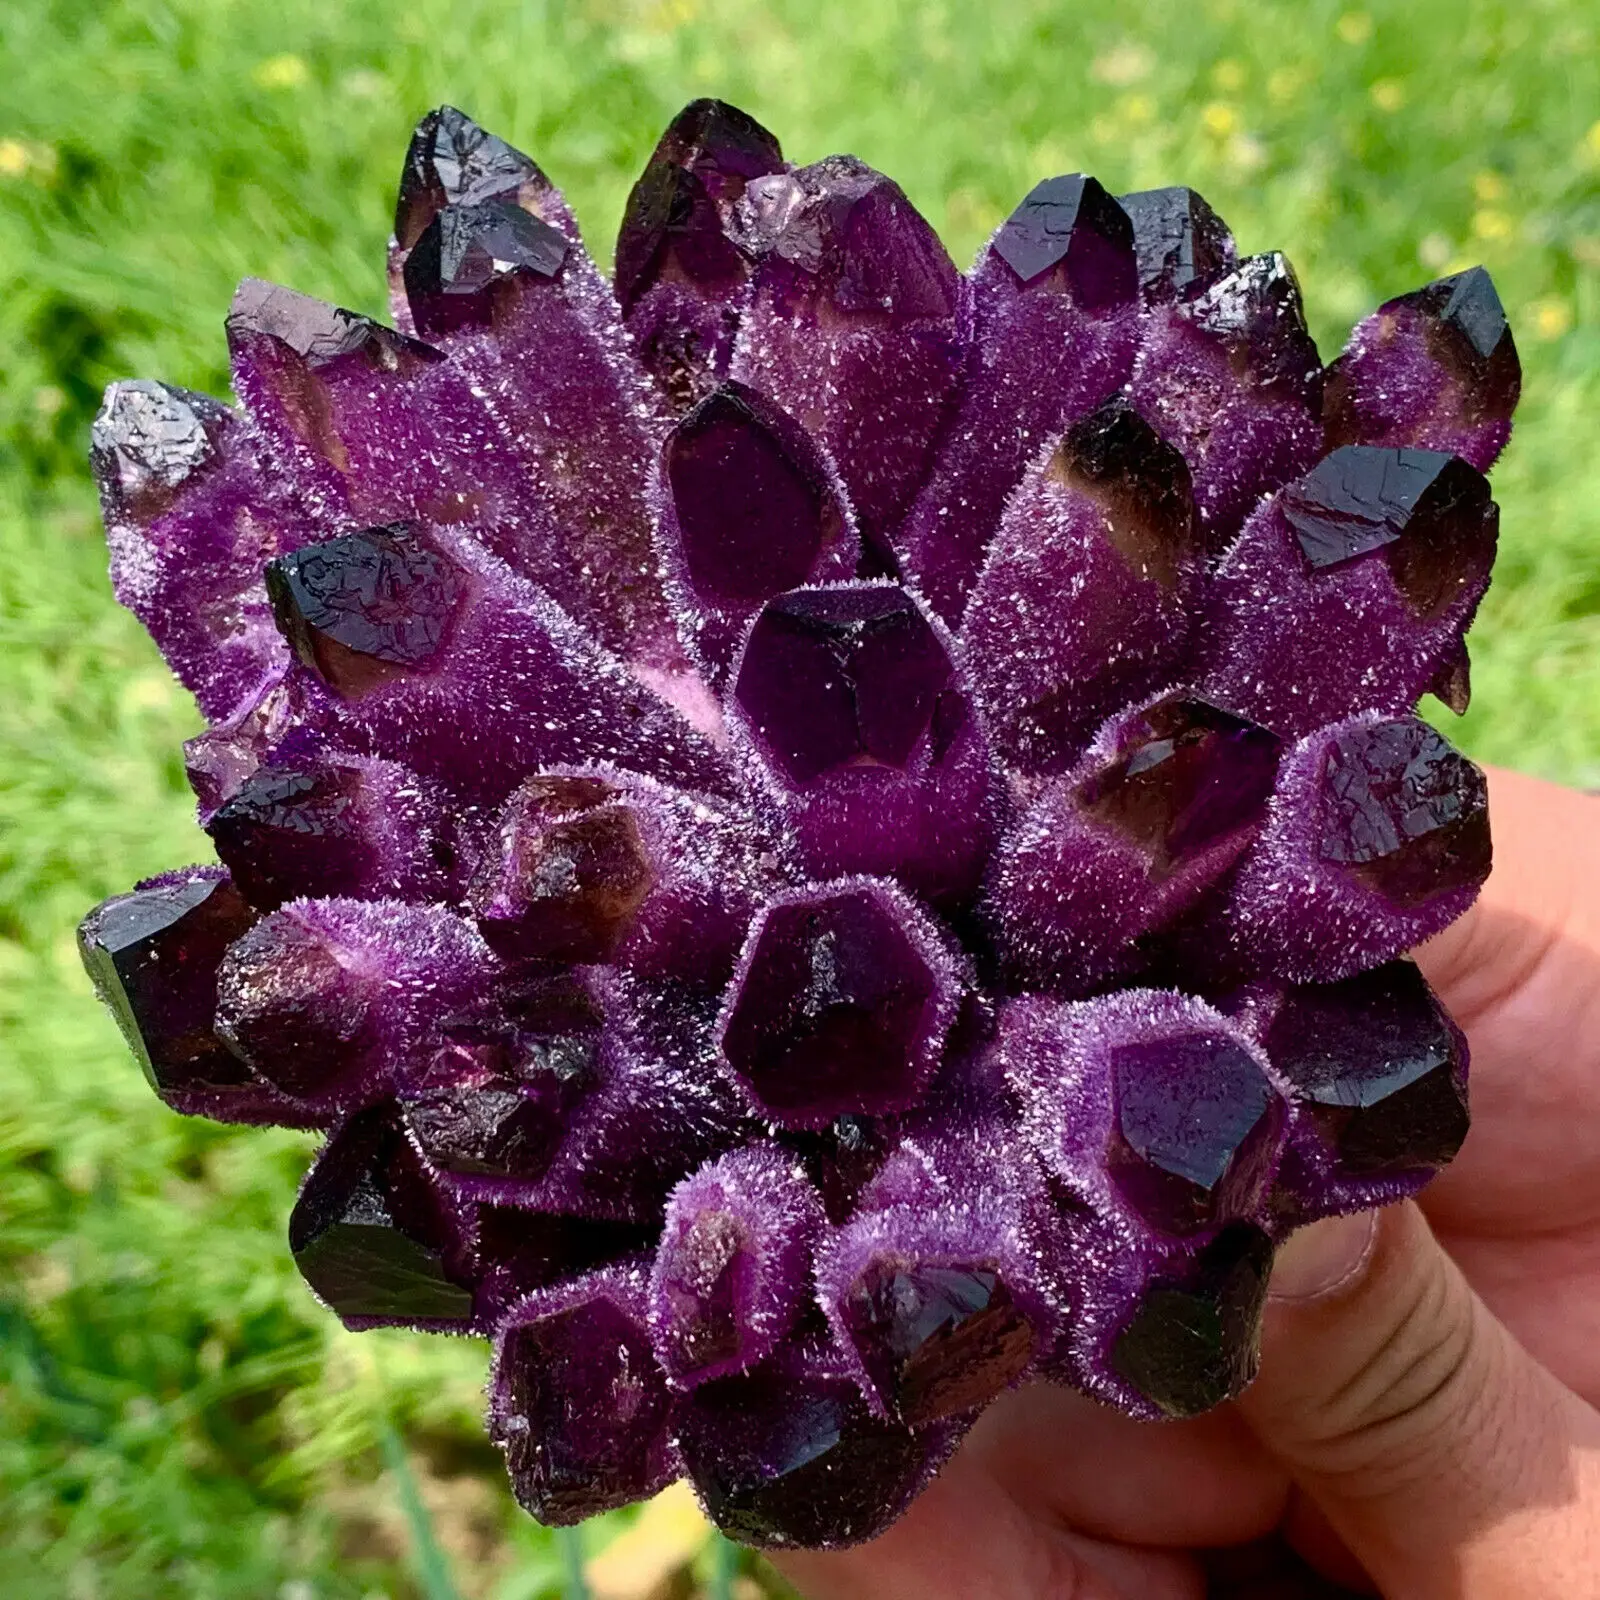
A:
777 773 1600 1599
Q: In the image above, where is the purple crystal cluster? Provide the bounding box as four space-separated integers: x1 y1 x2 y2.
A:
80 102 1512 1548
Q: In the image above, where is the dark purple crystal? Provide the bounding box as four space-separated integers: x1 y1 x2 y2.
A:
675 1356 950 1548
395 105 549 252
990 174 1139 306
403 200 569 336
489 1266 676 1523
842 1260 1035 1425
1107 1034 1280 1235
734 586 953 786
719 884 956 1128
1110 1222 1273 1418
289 1106 476 1329
1319 719 1491 908
1117 186 1236 301
1267 961 1469 1177
266 524 467 698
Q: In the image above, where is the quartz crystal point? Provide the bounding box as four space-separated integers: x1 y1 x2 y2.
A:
1117 186 1237 302
1256 960 1470 1221
674 1341 965 1548
963 397 1202 775
78 867 316 1126
91 381 304 720
731 155 968 566
1000 991 1283 1416
898 175 1141 623
717 879 964 1129
205 751 453 909
730 582 1000 900
215 897 497 1117
987 693 1282 991
1186 714 1491 984
84 97 1514 1549
1324 267 1520 473
1129 252 1324 554
648 1142 824 1386
658 381 861 683
1201 446 1499 738
264 522 729 802
289 1103 478 1330
814 1124 1057 1425
489 1261 679 1524
616 99 787 407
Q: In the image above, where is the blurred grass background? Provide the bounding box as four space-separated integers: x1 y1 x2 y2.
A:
0 0 1596 1594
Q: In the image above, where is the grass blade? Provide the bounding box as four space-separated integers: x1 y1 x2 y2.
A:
377 1414 464 1600
558 1523 590 1600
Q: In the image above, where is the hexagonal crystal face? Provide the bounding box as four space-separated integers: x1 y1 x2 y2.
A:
1075 696 1281 878
667 383 845 605
842 1258 1036 1424
266 524 467 698
1106 1033 1281 1235
1111 1222 1274 1418
1267 961 1468 1175
734 587 954 786
1117 185 1235 300
721 888 945 1127
493 1291 674 1524
1318 720 1490 909
989 174 1138 307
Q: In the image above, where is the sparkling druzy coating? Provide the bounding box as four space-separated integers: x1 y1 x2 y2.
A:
82 99 1508 1549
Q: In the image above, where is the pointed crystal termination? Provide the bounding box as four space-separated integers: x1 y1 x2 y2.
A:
659 382 860 683
289 1105 477 1330
1201 447 1498 740
390 105 573 329
1263 961 1469 1221
898 175 1142 624
1189 714 1491 985
226 279 546 567
616 100 787 408
1129 252 1324 554
730 583 999 901
648 1143 823 1386
402 200 569 337
962 397 1201 777
206 752 452 911
731 155 967 567
1117 186 1237 303
78 868 314 1127
814 1132 1054 1424
488 1261 678 1524
986 694 1281 992
1005 990 1285 1239
90 380 304 721
395 105 558 252
1109 1222 1274 1419
467 769 768 981
266 523 731 805
215 898 497 1116
675 1346 963 1548
389 139 680 670
399 968 605 1198
718 880 962 1130
1324 266 1521 473
998 992 1282 1416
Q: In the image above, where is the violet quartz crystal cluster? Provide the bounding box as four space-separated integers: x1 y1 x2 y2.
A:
80 101 1512 1547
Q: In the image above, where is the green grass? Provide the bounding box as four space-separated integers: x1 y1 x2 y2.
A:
1 0 1596 1594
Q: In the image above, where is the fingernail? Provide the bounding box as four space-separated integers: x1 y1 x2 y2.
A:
1270 1211 1378 1302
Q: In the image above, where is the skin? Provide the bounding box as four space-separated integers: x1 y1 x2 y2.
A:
774 769 1600 1599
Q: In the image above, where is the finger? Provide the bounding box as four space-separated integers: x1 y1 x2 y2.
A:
967 1380 1285 1549
1237 1202 1600 1598
1415 769 1600 1239
771 1438 1206 1600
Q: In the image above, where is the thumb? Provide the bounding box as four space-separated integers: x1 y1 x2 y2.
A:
1238 1202 1600 1598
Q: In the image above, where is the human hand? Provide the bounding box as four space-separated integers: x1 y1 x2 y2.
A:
774 769 1600 1598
